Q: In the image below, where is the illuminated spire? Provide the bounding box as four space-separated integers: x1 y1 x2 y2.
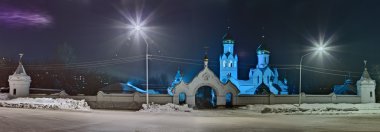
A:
19 53 23 64
13 53 27 75
222 26 234 44
361 60 372 80
257 26 270 55
203 46 209 67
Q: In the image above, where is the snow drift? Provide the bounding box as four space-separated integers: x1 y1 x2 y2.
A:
0 97 90 111
239 103 380 114
0 93 9 100
139 103 193 112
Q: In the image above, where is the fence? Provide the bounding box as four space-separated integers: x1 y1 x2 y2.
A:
29 91 362 110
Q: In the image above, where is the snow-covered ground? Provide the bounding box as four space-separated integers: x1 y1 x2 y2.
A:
1 107 380 132
139 103 193 112
0 96 90 111
239 103 380 114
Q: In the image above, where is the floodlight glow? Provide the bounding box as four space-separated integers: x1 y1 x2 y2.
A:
317 45 325 52
134 25 142 31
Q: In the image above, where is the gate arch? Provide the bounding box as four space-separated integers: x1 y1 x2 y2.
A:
173 67 240 107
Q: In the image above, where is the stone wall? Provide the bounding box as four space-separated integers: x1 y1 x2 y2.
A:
30 91 173 110
236 93 361 105
29 91 362 110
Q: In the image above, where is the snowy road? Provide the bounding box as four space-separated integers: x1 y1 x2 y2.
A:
0 107 379 132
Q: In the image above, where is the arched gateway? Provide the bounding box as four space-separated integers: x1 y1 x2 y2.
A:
172 55 240 108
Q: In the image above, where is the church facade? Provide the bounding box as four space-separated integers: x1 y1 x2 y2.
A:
168 31 289 95
219 32 288 95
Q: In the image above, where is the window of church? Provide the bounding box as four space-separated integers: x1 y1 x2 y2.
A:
223 61 226 67
257 77 259 84
270 76 274 82
370 92 373 97
229 61 233 67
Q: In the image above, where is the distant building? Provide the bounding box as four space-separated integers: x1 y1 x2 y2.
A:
168 68 183 95
8 54 31 97
333 77 356 95
219 30 288 95
357 61 376 103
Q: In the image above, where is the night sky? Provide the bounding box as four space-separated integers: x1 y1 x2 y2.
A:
0 0 379 92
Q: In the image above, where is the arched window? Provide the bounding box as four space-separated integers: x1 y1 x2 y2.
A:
370 92 373 97
257 76 260 84
13 89 16 95
264 57 266 64
225 93 233 108
223 61 226 67
229 61 233 67
179 92 186 105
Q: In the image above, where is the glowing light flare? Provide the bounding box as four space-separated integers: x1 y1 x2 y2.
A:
124 17 151 44
109 3 164 50
304 32 339 65
317 46 325 52
134 25 142 31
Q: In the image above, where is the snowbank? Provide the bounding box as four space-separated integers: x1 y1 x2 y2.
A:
0 93 9 100
0 97 91 111
139 103 193 112
239 103 380 114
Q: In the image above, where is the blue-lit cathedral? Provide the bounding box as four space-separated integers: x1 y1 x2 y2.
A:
219 31 288 95
168 29 289 96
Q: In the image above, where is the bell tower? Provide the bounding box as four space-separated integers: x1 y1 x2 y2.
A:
219 27 238 83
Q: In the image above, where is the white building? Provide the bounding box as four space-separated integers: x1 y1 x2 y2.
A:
8 54 31 97
357 60 376 103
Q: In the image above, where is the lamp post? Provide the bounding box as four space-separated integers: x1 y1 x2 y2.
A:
144 38 149 106
298 46 325 106
132 24 150 106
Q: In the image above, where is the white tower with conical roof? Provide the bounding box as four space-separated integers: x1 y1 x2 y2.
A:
357 60 376 103
8 53 31 97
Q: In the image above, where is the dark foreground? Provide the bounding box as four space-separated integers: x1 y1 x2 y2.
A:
0 107 379 132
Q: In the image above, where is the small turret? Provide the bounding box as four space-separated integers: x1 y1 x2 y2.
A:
356 60 376 103
8 53 31 97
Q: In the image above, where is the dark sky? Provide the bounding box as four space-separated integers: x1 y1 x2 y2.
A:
0 0 379 91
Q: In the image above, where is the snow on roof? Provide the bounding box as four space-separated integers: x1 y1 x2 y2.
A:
360 68 372 80
13 62 27 75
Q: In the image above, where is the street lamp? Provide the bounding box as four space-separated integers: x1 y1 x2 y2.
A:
131 24 150 106
298 45 326 106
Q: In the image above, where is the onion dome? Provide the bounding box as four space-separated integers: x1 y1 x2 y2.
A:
222 27 235 44
203 54 208 61
256 44 270 55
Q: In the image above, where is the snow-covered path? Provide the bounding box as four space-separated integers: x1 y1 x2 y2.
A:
0 107 379 132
